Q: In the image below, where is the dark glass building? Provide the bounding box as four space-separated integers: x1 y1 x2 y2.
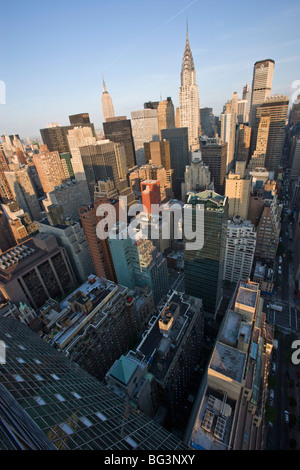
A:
160 127 189 199
0 316 188 450
103 116 136 169
184 190 228 316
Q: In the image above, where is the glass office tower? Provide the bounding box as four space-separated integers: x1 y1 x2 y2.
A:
0 316 187 450
184 190 228 316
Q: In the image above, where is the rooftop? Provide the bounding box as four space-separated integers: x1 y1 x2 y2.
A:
210 342 246 383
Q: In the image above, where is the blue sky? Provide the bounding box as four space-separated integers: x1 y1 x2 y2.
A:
1 0 300 139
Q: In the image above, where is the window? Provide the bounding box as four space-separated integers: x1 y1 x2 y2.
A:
34 374 44 381
13 374 24 382
71 392 82 399
34 396 46 406
51 374 60 380
59 423 74 435
55 394 65 402
17 358 26 364
79 416 93 427
95 411 107 422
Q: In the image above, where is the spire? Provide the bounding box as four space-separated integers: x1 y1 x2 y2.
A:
102 74 107 93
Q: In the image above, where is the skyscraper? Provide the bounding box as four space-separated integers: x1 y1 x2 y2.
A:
33 150 67 194
0 316 187 450
249 59 275 130
157 97 175 139
103 116 136 169
201 138 227 195
184 190 228 316
4 166 42 221
247 114 270 168
108 223 169 304
101 76 115 122
179 26 201 151
79 198 119 282
225 172 251 220
131 108 159 165
140 180 161 214
161 127 189 198
223 217 256 284
221 92 238 171
67 126 97 181
144 140 171 170
253 95 289 174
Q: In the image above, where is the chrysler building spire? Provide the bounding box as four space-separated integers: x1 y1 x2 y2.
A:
179 26 201 151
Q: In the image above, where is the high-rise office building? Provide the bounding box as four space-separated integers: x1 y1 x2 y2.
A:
38 205 95 283
0 234 76 310
179 27 201 151
40 122 96 155
188 280 274 450
161 127 189 198
201 138 227 195
184 190 228 316
67 126 97 181
236 124 251 162
108 223 169 305
249 59 275 130
181 156 212 201
129 161 174 203
247 114 270 169
131 108 159 165
79 198 119 282
0 316 187 450
69 113 91 126
40 123 72 154
223 216 256 284
252 95 289 174
103 116 136 169
4 166 42 222
79 140 131 199
157 97 175 139
221 92 238 171
33 150 67 194
255 182 281 263
42 179 91 223
101 77 115 122
200 108 214 138
141 180 161 214
225 172 251 220
144 140 171 170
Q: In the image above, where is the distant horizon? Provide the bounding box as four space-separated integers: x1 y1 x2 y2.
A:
1 0 300 140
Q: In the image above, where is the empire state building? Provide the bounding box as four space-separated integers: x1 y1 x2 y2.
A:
179 26 201 152
101 76 115 122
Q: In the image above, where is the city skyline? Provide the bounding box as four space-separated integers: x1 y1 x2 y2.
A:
1 0 300 138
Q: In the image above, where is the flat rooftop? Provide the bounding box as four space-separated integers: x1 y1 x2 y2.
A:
210 342 246 383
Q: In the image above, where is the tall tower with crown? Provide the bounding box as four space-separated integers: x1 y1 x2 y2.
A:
101 76 115 122
179 23 201 152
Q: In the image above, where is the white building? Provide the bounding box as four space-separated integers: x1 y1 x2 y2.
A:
181 156 212 201
223 216 256 284
131 109 159 165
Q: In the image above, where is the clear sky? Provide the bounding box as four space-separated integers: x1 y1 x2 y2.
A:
1 0 300 139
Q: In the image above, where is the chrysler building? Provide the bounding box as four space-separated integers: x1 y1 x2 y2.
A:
179 26 201 152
